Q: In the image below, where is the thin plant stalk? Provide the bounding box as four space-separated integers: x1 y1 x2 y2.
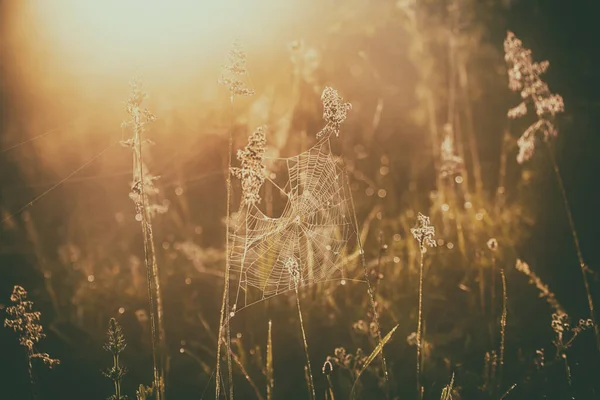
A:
416 245 425 399
266 320 274 400
440 372 454 400
491 254 497 320
564 357 573 388
546 142 600 350
489 251 497 346
498 269 507 395
132 100 166 400
216 37 255 395
216 100 236 400
230 347 265 400
294 284 315 400
104 318 127 400
500 384 517 400
325 372 335 400
374 232 386 298
345 171 390 385
23 353 37 400
350 325 399 399
4 286 59 399
410 213 435 400
114 354 122 399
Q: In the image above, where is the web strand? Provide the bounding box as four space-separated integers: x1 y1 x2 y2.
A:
1 139 120 224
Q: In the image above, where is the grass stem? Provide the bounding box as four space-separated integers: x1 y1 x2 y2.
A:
546 142 600 351
295 286 315 400
216 100 236 400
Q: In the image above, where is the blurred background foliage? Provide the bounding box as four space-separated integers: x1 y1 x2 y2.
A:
1 0 599 399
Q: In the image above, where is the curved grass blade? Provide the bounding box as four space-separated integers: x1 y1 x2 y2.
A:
350 324 399 399
440 372 454 400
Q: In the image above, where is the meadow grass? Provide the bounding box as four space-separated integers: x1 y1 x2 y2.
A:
2 3 599 400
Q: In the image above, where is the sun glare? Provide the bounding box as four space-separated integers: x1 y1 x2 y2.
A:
26 0 298 75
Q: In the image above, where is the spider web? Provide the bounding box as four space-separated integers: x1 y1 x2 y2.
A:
228 137 362 313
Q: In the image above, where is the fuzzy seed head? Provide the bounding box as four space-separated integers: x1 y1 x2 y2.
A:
411 213 437 251
219 38 255 99
231 126 267 206
104 318 127 355
504 31 564 164
4 285 59 368
316 87 352 139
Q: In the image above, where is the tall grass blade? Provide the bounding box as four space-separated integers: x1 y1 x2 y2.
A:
440 372 454 400
230 347 265 400
498 269 507 394
546 143 600 350
215 101 235 400
350 324 399 399
295 286 315 400
417 248 425 399
125 76 166 400
266 320 274 400
345 171 390 384
500 383 517 399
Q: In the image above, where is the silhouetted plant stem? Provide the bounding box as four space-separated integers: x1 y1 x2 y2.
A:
103 318 127 400
546 142 600 351
216 99 235 400
134 113 166 400
136 156 165 400
266 320 274 400
410 213 436 400
346 170 390 387
215 36 255 399
416 246 424 400
498 269 507 396
123 76 167 399
26 356 36 400
5 286 59 400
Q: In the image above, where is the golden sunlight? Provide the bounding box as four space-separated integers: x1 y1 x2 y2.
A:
24 0 300 75
2 0 305 169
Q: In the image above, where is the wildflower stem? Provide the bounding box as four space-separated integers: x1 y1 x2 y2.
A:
409 213 435 399
491 255 496 320
26 354 37 400
134 109 166 400
229 345 265 400
345 170 390 386
4 286 58 399
216 99 235 400
563 355 572 388
294 285 315 400
416 246 424 400
546 142 600 351
498 269 507 395
489 252 497 346
325 375 335 400
375 232 385 298
114 353 122 399
266 320 274 400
